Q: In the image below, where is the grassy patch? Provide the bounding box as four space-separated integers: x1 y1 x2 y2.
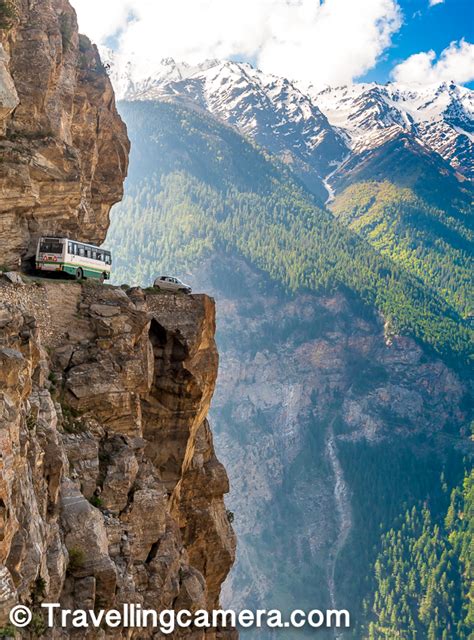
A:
67 547 85 573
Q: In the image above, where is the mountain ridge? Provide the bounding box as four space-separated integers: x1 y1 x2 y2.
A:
102 53 474 187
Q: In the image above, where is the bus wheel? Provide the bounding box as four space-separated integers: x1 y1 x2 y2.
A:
99 273 106 284
75 268 83 281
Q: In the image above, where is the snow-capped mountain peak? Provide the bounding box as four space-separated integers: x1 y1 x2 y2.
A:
103 52 474 183
104 55 349 200
311 81 474 177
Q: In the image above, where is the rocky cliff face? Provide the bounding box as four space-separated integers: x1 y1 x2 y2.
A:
0 0 130 268
0 0 236 635
0 279 236 637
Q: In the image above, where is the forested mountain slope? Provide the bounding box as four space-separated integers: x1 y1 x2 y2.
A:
364 469 473 640
106 98 473 638
331 180 473 320
107 101 472 360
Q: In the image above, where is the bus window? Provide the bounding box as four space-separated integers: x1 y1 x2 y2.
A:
40 239 63 254
92 251 97 260
105 254 111 265
79 246 85 257
68 242 73 254
97 252 103 261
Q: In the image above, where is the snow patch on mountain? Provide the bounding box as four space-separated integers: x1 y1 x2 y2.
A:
103 54 349 199
104 52 474 182
312 81 474 178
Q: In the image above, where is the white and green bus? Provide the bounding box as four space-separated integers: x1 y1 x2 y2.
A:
35 237 112 282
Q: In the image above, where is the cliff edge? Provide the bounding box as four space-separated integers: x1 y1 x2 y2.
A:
0 0 236 635
0 0 130 268
0 280 236 638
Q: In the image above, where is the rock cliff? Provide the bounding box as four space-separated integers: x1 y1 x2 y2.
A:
0 0 236 635
0 0 129 269
0 279 236 637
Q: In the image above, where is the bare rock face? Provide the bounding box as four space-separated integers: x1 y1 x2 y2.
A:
0 0 130 268
0 43 18 126
0 281 236 638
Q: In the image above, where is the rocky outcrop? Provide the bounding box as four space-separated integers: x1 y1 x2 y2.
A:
0 0 130 269
0 279 236 638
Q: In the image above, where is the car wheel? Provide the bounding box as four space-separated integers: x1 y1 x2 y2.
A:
75 268 83 281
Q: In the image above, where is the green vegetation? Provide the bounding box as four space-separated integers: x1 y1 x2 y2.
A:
61 408 86 434
107 101 472 360
332 181 473 320
67 547 85 573
89 495 103 509
0 0 16 30
29 611 47 637
336 438 465 636
31 577 46 604
105 99 473 638
362 470 474 639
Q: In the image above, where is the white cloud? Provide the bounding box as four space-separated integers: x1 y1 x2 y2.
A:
391 39 474 85
70 0 402 87
428 0 444 6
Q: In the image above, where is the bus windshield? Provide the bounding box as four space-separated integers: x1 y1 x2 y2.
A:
39 239 63 254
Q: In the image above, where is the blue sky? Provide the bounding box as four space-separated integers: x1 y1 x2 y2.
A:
72 0 474 88
363 0 474 86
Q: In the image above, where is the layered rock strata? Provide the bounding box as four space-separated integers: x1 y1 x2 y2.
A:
0 0 129 268
0 279 236 638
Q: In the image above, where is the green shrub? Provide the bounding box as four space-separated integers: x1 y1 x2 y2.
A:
67 547 85 573
31 576 46 605
0 0 16 30
89 495 103 509
29 611 47 636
